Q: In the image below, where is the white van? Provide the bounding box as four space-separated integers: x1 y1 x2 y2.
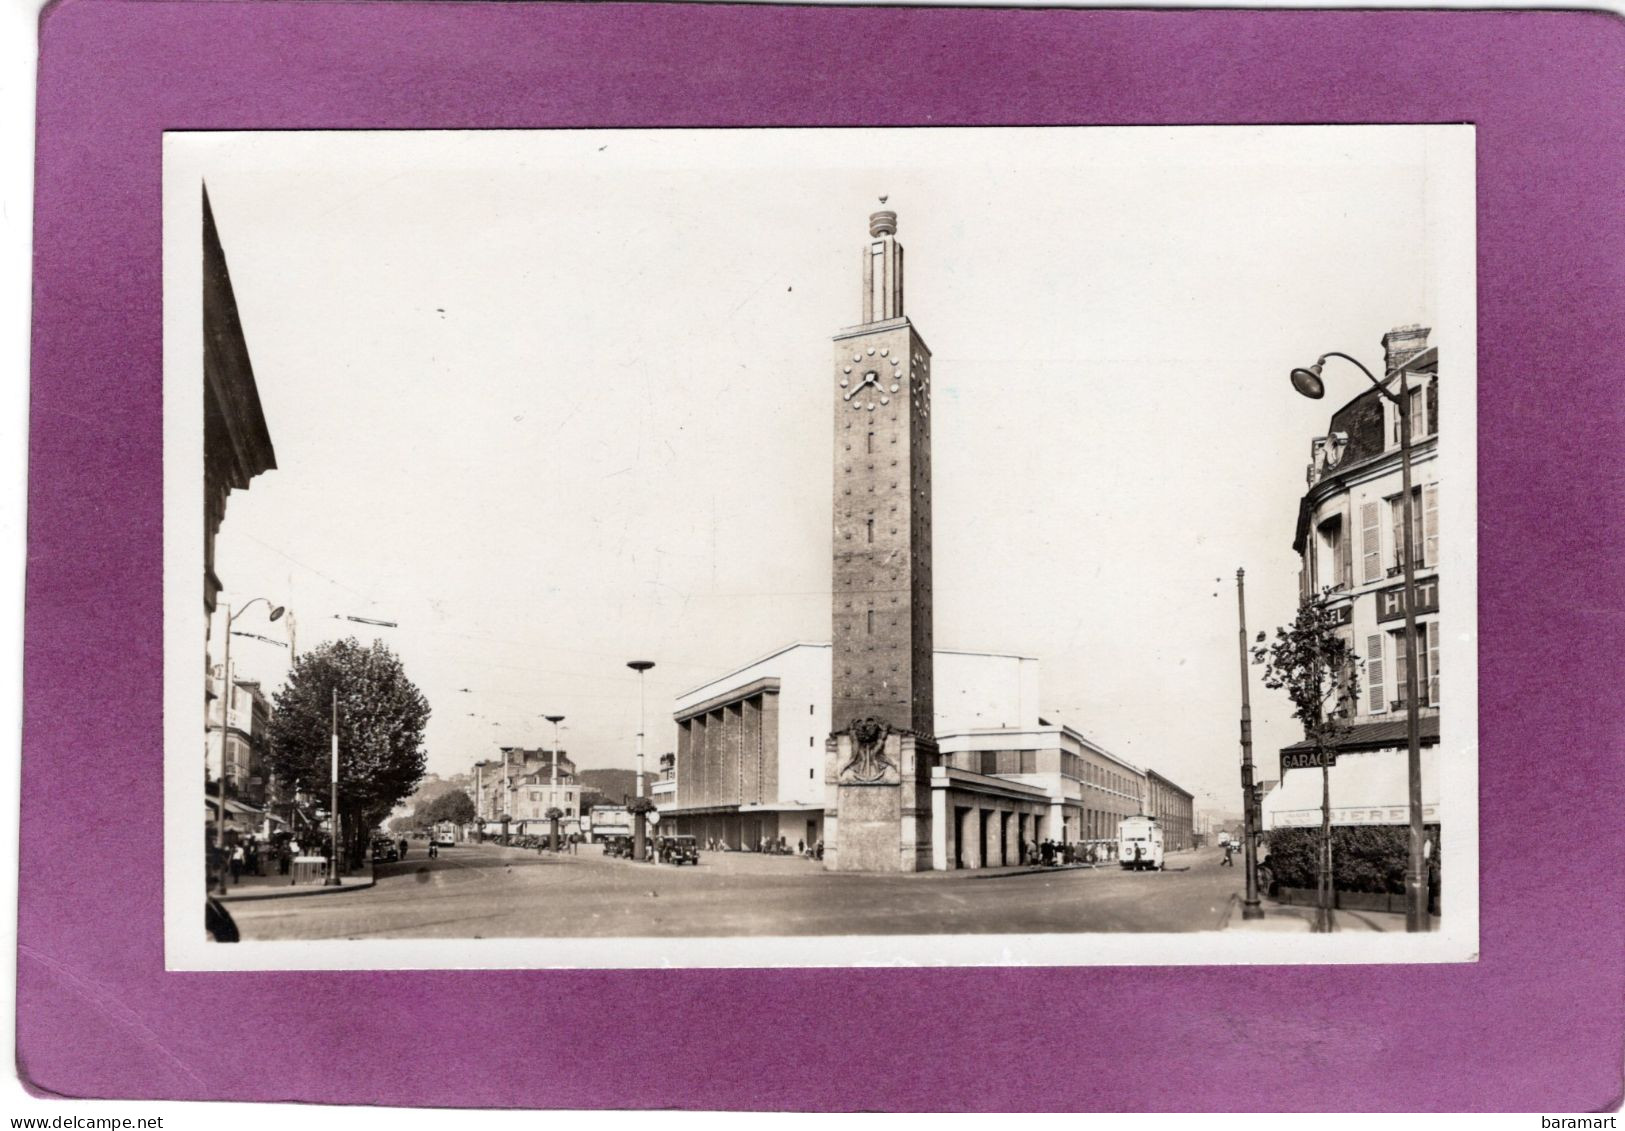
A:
1117 815 1165 871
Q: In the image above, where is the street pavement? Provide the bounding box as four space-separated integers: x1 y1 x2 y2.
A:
229 841 1245 940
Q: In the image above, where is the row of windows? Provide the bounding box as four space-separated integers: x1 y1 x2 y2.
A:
972 749 1039 775
1312 483 1440 597
1063 751 1139 797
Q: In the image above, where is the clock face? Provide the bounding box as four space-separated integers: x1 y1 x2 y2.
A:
910 350 930 417
838 344 906 413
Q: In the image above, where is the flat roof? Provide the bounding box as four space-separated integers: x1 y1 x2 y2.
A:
677 640 1039 700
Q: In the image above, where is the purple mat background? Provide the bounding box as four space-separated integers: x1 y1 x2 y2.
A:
19 1 1625 1112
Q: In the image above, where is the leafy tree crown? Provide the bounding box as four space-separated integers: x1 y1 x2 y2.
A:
1251 588 1361 750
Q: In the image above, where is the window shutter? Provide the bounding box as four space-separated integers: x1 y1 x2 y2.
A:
1339 506 1353 589
1390 496 1405 570
1428 622 1440 707
1424 483 1439 567
1361 502 1381 582
1366 634 1385 713
1426 378 1437 438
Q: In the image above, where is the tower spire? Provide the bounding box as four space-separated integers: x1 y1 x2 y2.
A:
863 207 903 323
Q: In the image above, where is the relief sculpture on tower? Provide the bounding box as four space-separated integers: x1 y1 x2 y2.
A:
839 716 894 784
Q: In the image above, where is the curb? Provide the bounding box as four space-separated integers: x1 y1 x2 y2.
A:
218 872 376 903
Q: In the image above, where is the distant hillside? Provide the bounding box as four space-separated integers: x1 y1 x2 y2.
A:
578 768 640 808
405 776 464 811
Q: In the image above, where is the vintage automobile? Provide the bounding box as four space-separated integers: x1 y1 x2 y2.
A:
660 835 700 865
371 837 400 863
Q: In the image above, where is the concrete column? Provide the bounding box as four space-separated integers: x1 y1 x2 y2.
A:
981 809 997 868
960 806 980 869
931 778 948 871
1003 808 1018 866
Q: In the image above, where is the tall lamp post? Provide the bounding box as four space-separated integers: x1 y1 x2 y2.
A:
1290 350 1427 932
325 687 342 885
214 598 284 894
546 714 565 851
627 660 655 862
1235 569 1264 920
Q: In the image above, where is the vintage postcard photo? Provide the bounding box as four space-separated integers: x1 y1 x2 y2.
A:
162 126 1478 969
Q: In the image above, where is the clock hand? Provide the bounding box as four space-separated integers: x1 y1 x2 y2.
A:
844 373 878 401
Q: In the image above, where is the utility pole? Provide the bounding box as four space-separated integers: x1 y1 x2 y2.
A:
1237 569 1263 920
325 687 341 885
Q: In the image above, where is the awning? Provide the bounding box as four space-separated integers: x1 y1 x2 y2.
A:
1279 714 1440 756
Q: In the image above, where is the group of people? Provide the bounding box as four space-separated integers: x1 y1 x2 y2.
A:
209 834 325 887
1020 839 1114 867
695 835 824 860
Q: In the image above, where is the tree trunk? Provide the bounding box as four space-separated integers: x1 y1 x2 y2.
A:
1318 758 1334 933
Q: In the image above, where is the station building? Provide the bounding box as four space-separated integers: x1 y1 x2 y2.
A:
662 641 1186 869
1264 325 1443 832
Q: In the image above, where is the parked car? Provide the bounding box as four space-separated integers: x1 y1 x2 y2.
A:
660 835 700 866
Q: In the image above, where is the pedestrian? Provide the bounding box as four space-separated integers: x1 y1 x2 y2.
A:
797 838 805 857
277 842 292 875
399 837 408 859
1222 840 1234 867
229 843 244 882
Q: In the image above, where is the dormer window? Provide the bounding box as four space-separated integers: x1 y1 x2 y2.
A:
1392 381 1430 446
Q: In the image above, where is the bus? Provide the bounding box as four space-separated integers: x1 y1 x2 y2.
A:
432 820 458 849
1117 815 1164 871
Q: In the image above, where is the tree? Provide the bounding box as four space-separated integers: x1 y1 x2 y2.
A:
267 638 430 871
627 796 656 863
1252 588 1360 932
423 790 475 826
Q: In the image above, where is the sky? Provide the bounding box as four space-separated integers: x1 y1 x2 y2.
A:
179 125 1469 817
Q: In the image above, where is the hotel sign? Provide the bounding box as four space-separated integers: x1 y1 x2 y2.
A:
1376 576 1439 624
1281 750 1337 771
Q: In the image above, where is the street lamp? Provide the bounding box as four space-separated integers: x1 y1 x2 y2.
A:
547 714 565 851
1290 349 1428 932
627 660 655 862
214 598 284 894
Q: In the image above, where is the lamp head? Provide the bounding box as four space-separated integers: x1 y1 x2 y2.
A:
627 660 655 673
1290 360 1326 399
546 714 565 724
267 605 286 622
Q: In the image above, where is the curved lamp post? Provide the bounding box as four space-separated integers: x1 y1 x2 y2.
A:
627 660 655 862
1291 350 1427 933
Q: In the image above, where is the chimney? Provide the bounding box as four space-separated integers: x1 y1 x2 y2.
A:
1381 324 1431 374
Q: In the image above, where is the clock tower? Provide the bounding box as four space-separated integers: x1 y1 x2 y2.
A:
825 208 937 872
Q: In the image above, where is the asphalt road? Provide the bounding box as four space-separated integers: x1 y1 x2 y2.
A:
231 842 1245 940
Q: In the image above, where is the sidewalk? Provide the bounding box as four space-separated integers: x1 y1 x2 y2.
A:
1224 897 1440 932
216 861 375 903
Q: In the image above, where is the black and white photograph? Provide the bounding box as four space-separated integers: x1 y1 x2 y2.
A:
164 126 1478 968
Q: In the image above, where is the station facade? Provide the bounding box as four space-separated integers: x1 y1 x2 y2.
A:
662 641 1187 868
